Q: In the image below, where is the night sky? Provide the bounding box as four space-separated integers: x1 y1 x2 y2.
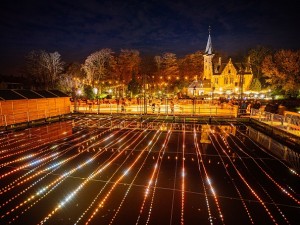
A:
0 0 299 75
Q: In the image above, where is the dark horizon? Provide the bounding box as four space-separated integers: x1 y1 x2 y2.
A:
0 0 299 76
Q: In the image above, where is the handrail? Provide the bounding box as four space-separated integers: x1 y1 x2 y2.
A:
250 108 300 135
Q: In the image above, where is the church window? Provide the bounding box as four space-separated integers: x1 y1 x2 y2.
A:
230 78 234 84
215 78 218 84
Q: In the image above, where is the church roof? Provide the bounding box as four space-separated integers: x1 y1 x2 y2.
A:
213 60 252 75
232 62 252 74
205 34 213 55
213 63 227 75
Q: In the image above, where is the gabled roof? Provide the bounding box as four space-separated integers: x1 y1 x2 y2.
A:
15 90 44 99
34 90 58 98
0 90 70 101
213 60 252 75
213 63 227 74
0 90 26 100
232 62 252 74
48 90 70 97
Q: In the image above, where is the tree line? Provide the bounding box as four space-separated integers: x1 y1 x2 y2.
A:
24 46 300 98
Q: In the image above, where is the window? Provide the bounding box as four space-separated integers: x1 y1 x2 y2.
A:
224 77 228 84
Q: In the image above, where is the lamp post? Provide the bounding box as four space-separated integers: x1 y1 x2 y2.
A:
93 87 99 114
193 86 196 115
142 74 147 115
211 86 215 105
238 68 244 115
76 89 82 112
73 87 77 112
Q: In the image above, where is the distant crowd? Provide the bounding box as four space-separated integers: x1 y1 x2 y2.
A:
75 97 288 115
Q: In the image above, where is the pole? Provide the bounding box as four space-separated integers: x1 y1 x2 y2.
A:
143 74 147 115
239 68 244 115
193 87 196 115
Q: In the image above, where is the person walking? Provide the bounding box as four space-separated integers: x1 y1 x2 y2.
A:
151 102 156 113
157 100 161 113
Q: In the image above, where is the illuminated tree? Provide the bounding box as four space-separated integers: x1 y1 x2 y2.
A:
58 62 85 96
178 51 203 81
26 50 64 89
116 49 141 84
249 78 262 91
161 52 179 79
262 49 300 97
248 46 271 86
82 48 115 86
154 55 162 75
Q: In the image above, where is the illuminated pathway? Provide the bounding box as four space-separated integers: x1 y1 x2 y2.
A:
0 115 299 225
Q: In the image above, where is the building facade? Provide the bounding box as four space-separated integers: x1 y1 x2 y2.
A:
188 31 253 98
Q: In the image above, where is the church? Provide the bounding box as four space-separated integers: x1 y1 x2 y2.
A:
188 31 253 98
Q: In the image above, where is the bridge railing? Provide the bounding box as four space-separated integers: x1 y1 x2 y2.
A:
250 108 300 136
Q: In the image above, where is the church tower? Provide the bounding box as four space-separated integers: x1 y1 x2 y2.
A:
203 27 214 80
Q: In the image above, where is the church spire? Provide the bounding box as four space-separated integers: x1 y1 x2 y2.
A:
203 26 214 81
205 26 213 55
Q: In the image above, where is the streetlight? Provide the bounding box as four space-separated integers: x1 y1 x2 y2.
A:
142 74 148 115
211 86 215 105
238 68 244 115
93 87 99 114
76 89 82 112
93 87 98 95
193 86 196 115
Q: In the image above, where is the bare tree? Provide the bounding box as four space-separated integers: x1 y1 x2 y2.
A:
116 49 141 84
58 62 86 96
82 48 115 87
154 55 162 73
26 50 64 89
161 52 179 81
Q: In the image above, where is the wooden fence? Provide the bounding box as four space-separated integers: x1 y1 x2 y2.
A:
0 97 71 127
